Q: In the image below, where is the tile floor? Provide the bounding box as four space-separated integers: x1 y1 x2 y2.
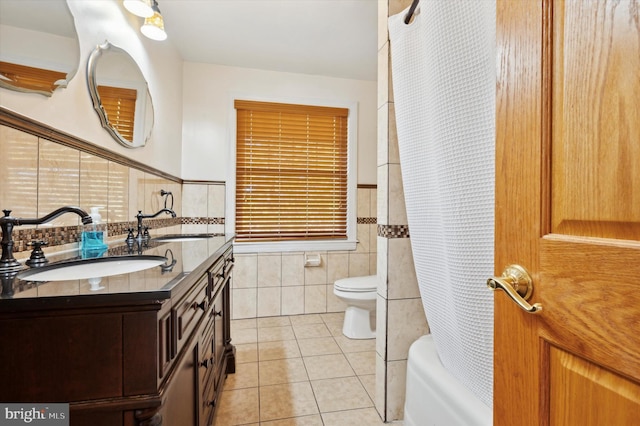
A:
214 312 393 425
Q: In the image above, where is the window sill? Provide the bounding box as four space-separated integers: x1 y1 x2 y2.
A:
233 239 358 254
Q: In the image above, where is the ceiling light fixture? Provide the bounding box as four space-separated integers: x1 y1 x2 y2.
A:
140 0 167 41
123 0 154 18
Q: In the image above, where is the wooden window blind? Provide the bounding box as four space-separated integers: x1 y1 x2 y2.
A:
0 61 66 93
235 100 349 242
97 85 137 142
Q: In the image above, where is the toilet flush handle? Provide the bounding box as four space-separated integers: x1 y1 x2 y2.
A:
487 264 542 314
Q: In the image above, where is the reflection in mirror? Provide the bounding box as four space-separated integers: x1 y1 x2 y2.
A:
87 41 154 149
0 0 80 96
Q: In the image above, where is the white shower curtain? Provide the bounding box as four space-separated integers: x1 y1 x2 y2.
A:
388 1 496 408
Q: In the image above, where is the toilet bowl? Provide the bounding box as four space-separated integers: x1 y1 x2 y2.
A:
333 275 377 339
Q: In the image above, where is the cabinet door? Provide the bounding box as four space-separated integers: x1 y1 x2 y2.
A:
160 345 197 426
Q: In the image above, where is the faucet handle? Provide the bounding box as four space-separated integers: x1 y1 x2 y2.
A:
2 210 11 217
26 240 49 267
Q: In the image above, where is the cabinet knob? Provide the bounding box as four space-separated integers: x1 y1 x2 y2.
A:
193 300 207 311
214 310 223 317
200 358 210 368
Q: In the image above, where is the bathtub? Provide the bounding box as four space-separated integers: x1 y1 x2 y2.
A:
404 335 492 426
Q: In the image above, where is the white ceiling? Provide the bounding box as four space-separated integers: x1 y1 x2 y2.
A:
0 0 379 81
158 0 379 81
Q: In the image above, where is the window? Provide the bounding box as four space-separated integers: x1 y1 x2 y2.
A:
234 100 349 243
97 85 137 142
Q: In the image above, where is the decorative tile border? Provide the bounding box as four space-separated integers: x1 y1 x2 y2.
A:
357 217 377 224
181 217 225 225
10 216 225 253
377 224 410 238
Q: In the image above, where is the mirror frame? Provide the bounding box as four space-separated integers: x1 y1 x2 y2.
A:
86 41 154 149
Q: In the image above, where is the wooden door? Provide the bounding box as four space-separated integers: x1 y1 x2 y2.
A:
494 0 640 424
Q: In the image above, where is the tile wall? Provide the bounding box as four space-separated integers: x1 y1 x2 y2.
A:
230 186 378 319
0 124 182 259
376 0 431 421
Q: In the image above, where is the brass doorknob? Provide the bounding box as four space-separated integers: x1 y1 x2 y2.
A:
487 264 542 314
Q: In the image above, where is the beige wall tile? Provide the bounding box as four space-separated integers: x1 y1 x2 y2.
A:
282 253 305 286
388 163 407 226
233 288 257 319
387 298 428 361
356 223 370 253
375 295 388 358
357 187 371 217
0 126 38 218
374 353 386 419
377 237 388 297
377 104 389 167
258 254 282 287
327 252 349 284
38 139 80 226
386 360 408 421
107 161 129 223
304 253 327 285
207 183 225 217
257 287 281 317
234 254 258 288
388 103 400 164
377 165 388 225
182 183 207 217
304 285 326 314
282 286 304 316
80 152 109 215
129 168 145 216
387 237 419 299
348 252 370 277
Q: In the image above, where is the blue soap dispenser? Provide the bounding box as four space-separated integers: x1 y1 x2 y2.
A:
80 206 108 258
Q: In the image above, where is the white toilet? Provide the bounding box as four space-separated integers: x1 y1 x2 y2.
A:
333 275 377 339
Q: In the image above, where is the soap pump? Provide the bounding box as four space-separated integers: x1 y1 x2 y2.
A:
80 206 108 257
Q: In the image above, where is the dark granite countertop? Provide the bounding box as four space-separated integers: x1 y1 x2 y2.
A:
0 234 235 312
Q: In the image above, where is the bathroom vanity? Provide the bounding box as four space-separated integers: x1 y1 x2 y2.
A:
0 235 235 426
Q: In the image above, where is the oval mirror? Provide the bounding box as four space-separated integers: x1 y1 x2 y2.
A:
87 41 154 148
0 0 80 96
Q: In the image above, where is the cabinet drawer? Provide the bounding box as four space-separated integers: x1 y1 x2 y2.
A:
174 274 209 355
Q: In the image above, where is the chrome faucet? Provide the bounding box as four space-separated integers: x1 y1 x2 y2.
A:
0 207 93 271
131 208 176 242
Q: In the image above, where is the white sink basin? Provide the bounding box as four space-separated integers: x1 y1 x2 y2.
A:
17 255 167 281
153 234 214 242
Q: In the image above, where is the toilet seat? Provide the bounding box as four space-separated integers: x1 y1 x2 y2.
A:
334 275 377 293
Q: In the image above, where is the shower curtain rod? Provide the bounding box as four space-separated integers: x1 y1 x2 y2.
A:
404 0 420 24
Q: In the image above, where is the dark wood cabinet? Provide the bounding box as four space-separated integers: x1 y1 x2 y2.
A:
0 240 235 426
